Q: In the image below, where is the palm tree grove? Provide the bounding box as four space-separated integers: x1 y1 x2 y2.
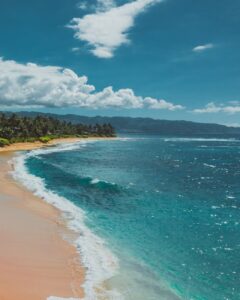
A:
0 113 116 147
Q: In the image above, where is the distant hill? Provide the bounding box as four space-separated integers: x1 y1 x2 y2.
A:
5 111 240 137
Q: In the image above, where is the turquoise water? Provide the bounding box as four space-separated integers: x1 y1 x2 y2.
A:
18 136 240 299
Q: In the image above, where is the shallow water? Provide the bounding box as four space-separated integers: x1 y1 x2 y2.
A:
14 136 240 299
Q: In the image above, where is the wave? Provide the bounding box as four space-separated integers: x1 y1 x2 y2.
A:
83 177 119 192
28 137 118 157
203 163 216 168
27 156 121 194
90 178 100 184
11 145 124 300
30 141 88 156
30 137 136 157
164 138 238 142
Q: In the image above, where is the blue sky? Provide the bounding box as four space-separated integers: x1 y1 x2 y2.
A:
0 0 240 125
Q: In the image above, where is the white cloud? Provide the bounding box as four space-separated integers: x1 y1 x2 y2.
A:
144 97 184 110
68 0 162 58
71 47 80 52
0 58 94 108
87 87 143 108
0 58 183 110
92 47 113 59
96 0 116 12
193 102 221 113
193 102 240 114
193 43 214 53
77 1 88 10
77 0 115 12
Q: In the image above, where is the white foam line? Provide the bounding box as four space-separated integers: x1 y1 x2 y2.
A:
203 163 216 168
29 137 133 157
164 138 238 142
11 142 124 300
30 141 87 156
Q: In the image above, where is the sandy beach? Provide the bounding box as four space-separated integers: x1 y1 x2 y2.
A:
0 136 112 153
0 141 87 299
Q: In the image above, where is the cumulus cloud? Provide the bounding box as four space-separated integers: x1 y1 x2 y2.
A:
193 102 240 114
68 0 162 58
0 58 183 110
144 97 184 110
192 43 214 53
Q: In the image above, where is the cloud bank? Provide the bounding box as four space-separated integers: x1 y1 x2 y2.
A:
68 0 162 58
0 58 183 110
193 102 240 114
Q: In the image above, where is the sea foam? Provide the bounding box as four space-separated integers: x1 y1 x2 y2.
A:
11 142 123 300
164 137 238 142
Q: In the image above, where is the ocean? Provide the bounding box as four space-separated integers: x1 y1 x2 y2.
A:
12 136 240 300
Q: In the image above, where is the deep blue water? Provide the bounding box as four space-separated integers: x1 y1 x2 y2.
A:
25 136 240 300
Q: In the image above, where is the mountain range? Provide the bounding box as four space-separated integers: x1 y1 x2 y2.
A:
4 111 240 137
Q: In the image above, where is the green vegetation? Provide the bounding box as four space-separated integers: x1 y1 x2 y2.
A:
0 138 10 147
0 113 116 147
38 136 53 143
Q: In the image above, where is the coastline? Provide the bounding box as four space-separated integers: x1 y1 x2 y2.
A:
0 138 99 300
0 136 115 152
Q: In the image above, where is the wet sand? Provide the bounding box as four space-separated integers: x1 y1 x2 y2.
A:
0 152 84 300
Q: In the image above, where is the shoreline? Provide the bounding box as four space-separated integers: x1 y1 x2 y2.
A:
0 152 84 299
0 136 117 299
0 138 97 299
0 136 115 152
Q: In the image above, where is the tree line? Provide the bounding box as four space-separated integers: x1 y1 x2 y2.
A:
0 113 115 146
